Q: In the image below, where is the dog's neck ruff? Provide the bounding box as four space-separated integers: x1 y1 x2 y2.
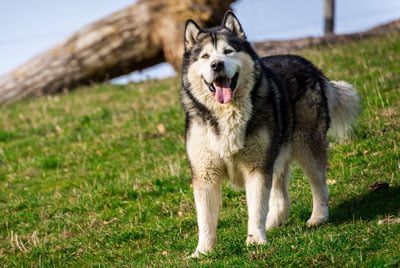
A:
207 97 253 158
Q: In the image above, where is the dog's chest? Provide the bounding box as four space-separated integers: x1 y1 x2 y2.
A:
207 107 251 158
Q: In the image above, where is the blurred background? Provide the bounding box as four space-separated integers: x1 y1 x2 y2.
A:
0 0 399 84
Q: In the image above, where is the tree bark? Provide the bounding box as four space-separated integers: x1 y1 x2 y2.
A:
254 19 400 56
0 0 235 104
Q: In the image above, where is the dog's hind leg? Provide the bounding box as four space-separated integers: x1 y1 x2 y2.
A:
244 170 271 245
294 138 329 226
191 179 222 257
266 147 291 230
266 169 290 230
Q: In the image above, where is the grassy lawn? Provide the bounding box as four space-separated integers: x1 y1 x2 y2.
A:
0 32 399 267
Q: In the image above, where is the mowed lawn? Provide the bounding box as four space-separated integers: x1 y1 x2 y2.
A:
0 32 399 267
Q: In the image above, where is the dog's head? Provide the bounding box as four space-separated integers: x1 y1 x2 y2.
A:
183 11 259 106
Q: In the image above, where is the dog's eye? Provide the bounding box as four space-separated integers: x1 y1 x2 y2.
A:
201 53 209 59
224 49 234 55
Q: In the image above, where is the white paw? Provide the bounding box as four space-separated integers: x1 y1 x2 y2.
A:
307 215 328 227
188 250 203 259
266 199 290 230
188 247 212 259
265 217 282 230
266 211 289 230
246 234 267 246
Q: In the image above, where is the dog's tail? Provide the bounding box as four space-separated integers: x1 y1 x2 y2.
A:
324 80 360 139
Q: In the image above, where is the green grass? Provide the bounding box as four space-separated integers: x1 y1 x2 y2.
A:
0 32 399 267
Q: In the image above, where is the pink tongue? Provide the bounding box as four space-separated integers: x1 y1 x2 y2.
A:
214 82 233 104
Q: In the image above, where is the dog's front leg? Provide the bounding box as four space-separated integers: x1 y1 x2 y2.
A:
245 171 270 245
191 179 222 257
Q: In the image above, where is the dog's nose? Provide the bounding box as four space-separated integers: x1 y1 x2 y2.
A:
211 60 225 72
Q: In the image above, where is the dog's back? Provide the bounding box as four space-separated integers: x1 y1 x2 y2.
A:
261 54 360 141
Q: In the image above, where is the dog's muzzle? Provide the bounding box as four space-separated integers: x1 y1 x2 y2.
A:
204 72 239 104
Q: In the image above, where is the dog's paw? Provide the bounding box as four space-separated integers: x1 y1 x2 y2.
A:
307 215 328 227
188 251 202 259
188 250 209 259
246 234 267 246
188 249 208 259
265 221 279 230
266 208 289 230
265 217 284 230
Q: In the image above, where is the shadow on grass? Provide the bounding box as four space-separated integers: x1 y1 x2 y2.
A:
330 186 400 224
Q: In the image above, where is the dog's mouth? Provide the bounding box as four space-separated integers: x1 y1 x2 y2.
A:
205 72 239 104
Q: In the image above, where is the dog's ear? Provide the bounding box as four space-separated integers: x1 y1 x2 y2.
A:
184 19 201 50
222 11 246 40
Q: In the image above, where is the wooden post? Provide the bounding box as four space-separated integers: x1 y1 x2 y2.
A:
324 0 335 35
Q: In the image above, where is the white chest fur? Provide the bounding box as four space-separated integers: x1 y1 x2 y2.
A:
207 102 252 158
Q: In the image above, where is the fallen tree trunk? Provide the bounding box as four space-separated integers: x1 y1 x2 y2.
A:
0 0 234 104
254 19 400 56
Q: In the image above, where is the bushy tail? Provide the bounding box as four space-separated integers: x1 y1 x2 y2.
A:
325 80 360 139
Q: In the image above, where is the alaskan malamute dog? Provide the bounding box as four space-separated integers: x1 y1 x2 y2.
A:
181 11 359 257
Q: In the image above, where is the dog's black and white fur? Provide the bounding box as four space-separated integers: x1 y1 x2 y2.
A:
180 11 359 257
